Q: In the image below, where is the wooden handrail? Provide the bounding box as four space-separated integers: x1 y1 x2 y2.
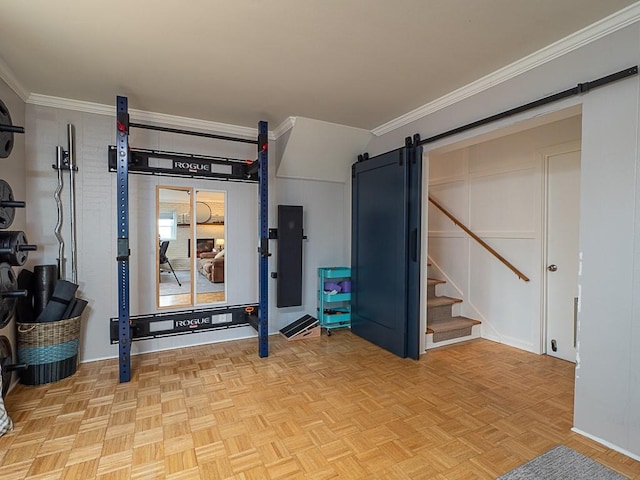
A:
428 196 530 282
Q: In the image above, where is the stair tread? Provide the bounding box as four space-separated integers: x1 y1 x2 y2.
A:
426 316 481 334
427 296 463 308
427 278 446 286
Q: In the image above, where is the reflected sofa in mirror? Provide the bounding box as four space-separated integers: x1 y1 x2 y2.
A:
194 190 226 305
157 186 193 308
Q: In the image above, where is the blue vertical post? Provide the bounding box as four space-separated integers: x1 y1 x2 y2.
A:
116 96 131 382
258 121 269 357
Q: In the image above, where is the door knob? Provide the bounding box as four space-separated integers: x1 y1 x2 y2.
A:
547 264 558 272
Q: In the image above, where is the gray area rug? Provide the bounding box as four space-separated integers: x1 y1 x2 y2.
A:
160 270 224 296
497 445 628 479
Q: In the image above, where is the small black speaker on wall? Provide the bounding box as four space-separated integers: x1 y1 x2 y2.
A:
276 205 303 307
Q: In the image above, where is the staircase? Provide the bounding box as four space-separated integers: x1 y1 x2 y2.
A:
427 278 481 346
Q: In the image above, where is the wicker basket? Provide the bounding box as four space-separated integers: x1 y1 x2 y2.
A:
17 316 82 385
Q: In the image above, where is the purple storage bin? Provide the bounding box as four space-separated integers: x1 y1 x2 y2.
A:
324 282 342 292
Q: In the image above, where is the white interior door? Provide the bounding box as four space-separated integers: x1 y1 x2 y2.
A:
546 148 580 362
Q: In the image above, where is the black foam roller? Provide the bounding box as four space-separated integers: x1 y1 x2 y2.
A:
32 264 58 316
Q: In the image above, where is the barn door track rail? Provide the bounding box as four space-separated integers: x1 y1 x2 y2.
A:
416 66 638 147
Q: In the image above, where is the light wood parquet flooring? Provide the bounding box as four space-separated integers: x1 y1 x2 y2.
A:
1 332 639 479
159 292 225 308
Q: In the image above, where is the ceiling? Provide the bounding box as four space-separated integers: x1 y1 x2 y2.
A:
0 1 637 131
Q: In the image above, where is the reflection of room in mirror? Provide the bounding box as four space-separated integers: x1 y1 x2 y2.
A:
156 187 227 307
195 201 211 223
195 190 226 305
157 187 193 308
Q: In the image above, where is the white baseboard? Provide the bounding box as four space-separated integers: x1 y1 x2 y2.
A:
497 335 537 354
571 427 640 462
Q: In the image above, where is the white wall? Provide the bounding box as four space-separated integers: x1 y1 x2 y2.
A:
270 177 348 331
365 21 640 459
24 104 352 363
574 73 640 456
428 116 581 353
25 104 263 362
0 77 26 374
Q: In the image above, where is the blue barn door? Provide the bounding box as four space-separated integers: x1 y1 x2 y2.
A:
351 145 422 359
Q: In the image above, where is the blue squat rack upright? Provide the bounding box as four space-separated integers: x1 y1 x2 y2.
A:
115 95 269 383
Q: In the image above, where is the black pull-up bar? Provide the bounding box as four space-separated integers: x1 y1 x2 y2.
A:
417 66 638 147
129 122 258 145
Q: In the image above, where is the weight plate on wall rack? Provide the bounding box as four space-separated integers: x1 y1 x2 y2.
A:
0 179 20 229
0 99 14 159
0 231 36 266
0 263 18 328
0 335 11 398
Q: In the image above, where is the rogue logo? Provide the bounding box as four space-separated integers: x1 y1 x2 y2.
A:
175 317 211 328
174 161 211 172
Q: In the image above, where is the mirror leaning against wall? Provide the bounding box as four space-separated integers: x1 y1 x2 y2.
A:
156 186 226 309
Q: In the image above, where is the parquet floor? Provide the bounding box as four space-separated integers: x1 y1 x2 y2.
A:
159 292 225 308
1 332 639 479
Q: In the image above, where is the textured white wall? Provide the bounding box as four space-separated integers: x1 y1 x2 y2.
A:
428 116 581 353
25 104 262 362
271 177 348 331
23 104 350 363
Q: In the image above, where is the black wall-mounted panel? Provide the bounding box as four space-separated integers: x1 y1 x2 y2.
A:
277 205 303 307
108 146 257 182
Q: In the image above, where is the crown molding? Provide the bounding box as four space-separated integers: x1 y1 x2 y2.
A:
27 93 270 140
372 2 640 136
0 57 29 101
131 107 258 140
273 117 296 139
27 94 112 115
